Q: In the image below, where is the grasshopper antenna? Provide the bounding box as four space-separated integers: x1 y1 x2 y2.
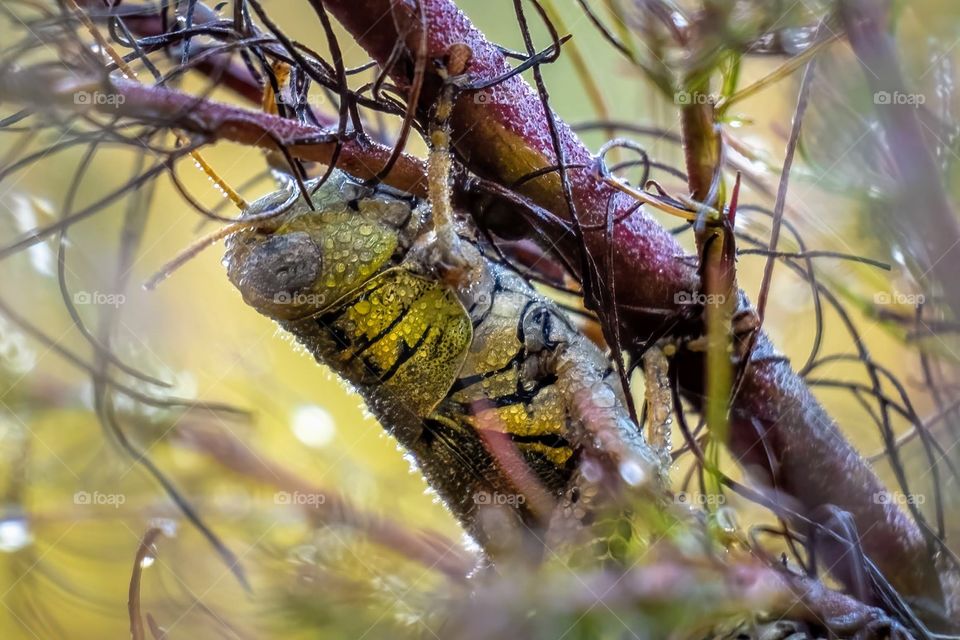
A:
145 59 306 291
144 186 301 290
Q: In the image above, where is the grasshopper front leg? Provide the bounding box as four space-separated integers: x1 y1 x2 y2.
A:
421 43 477 285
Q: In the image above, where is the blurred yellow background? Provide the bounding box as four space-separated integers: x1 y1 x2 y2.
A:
0 1 957 637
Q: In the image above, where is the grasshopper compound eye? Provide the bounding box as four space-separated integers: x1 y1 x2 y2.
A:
233 231 322 317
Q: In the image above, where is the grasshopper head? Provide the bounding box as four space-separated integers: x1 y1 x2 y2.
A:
225 171 418 321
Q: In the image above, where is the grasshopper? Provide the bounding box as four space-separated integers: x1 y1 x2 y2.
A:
224 170 661 557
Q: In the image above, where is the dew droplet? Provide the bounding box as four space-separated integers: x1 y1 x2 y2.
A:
0 516 31 552
580 459 603 484
619 459 648 487
292 405 337 448
149 517 178 537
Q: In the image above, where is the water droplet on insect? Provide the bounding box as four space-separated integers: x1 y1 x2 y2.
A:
619 459 647 487
580 459 603 483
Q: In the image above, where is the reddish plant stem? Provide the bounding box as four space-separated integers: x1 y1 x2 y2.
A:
76 0 337 123
320 0 943 603
0 69 428 196
128 527 163 640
